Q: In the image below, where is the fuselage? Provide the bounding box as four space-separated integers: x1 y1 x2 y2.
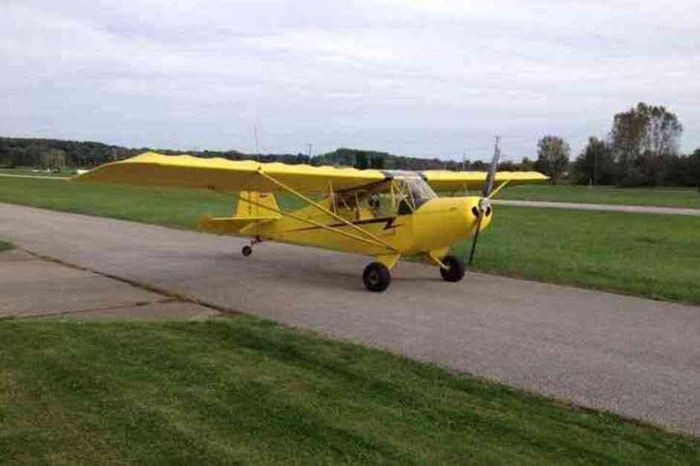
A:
245 195 492 257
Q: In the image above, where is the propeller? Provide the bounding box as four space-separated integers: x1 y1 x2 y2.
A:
467 136 501 266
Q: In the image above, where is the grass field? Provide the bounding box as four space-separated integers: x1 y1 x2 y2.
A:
0 177 234 229
1 176 699 304
451 207 700 304
1 318 698 465
499 184 700 209
0 239 14 252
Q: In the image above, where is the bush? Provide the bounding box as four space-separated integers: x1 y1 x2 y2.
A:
618 168 651 188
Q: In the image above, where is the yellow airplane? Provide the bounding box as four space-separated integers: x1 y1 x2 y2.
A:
76 145 547 292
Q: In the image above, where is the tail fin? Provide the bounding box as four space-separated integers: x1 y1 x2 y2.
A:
200 191 281 235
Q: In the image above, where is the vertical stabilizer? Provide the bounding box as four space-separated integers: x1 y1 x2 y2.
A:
199 191 281 234
235 191 280 219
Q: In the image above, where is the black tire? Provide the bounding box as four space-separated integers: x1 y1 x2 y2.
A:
363 262 391 292
242 245 253 257
440 255 465 282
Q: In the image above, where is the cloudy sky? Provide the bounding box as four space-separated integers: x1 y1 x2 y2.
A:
2 0 698 161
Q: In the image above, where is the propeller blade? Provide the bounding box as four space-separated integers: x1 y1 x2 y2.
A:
467 210 484 266
481 136 501 198
469 136 500 266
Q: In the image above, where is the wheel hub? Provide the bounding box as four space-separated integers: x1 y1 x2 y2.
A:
368 271 380 285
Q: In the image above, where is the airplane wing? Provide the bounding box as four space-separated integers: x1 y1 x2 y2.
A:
422 170 549 193
75 152 386 193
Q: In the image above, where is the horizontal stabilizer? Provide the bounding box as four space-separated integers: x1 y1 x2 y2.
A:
199 215 277 235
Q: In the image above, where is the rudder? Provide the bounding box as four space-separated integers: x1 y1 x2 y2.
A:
200 191 281 235
235 191 280 218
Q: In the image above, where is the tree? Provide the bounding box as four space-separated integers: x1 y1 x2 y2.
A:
0 138 8 166
471 160 487 170
572 137 616 185
610 102 683 186
535 135 570 184
39 149 66 170
520 157 535 171
689 149 700 189
498 161 517 171
369 156 385 169
354 152 369 169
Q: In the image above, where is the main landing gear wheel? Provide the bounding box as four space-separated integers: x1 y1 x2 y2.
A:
440 255 465 282
241 245 253 257
363 262 391 292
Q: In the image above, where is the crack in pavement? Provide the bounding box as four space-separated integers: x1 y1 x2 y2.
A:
18 248 241 317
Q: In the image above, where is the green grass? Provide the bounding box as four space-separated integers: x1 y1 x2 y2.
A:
1 318 698 465
2 177 700 304
500 184 700 209
454 206 700 304
0 240 14 252
0 177 235 230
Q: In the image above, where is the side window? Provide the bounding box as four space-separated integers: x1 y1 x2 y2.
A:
398 197 413 215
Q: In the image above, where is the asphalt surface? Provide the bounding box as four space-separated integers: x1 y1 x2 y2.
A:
1 202 699 435
494 199 700 216
0 248 218 320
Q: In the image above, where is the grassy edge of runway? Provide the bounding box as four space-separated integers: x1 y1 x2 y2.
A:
1 317 699 465
0 239 14 252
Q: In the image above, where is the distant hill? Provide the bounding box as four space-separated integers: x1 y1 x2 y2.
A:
0 136 534 172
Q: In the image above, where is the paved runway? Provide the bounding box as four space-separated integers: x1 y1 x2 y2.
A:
0 248 218 320
1 202 699 435
0 173 70 180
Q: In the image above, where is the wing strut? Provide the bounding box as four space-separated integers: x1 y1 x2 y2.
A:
257 169 399 253
221 188 396 253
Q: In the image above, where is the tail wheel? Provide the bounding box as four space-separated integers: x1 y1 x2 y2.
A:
440 255 465 282
363 262 391 292
242 245 253 257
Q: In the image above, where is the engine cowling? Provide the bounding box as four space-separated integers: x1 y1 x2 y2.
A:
408 197 492 254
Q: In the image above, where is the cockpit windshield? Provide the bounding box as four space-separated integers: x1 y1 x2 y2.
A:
385 171 438 213
335 171 438 218
401 177 437 208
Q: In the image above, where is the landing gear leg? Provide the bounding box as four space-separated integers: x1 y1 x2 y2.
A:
363 262 391 292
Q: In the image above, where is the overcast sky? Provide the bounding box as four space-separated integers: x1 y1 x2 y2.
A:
2 0 698 161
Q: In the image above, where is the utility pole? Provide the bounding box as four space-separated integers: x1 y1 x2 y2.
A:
308 143 313 158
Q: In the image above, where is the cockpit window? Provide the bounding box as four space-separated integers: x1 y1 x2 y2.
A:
392 176 437 212
334 171 438 217
407 177 437 207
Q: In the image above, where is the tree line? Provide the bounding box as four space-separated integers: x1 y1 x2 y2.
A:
2 102 698 188
534 103 700 188
0 138 536 173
